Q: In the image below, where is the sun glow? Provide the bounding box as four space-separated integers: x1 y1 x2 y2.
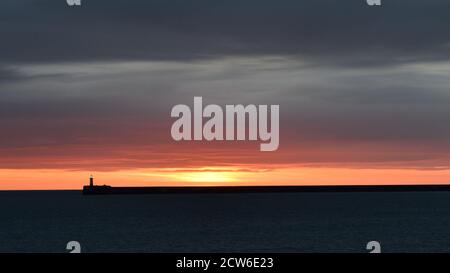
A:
123 167 243 185
175 171 237 183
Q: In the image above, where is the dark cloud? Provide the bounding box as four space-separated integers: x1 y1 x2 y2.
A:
0 67 23 83
0 1 449 171
1 0 450 66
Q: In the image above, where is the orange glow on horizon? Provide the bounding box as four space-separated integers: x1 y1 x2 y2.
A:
0 166 450 190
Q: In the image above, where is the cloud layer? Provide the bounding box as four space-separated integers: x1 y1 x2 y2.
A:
0 0 449 171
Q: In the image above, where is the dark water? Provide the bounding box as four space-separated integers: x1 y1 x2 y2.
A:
1 191 450 253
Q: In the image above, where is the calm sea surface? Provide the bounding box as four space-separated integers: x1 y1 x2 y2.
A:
1 190 450 253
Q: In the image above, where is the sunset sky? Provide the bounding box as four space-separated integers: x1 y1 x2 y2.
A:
0 0 449 190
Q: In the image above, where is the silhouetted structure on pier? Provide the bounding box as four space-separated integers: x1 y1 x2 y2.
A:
82 178 450 195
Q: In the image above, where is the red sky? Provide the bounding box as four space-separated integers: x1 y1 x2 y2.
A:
1 134 449 190
1 2 450 189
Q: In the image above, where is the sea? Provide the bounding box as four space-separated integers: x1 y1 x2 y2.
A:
1 190 450 253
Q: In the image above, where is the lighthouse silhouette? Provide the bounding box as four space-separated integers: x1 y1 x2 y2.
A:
89 175 94 187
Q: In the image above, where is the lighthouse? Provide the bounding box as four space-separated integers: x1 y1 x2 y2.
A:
89 175 94 187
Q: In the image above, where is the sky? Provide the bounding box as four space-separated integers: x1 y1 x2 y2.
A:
0 0 450 189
